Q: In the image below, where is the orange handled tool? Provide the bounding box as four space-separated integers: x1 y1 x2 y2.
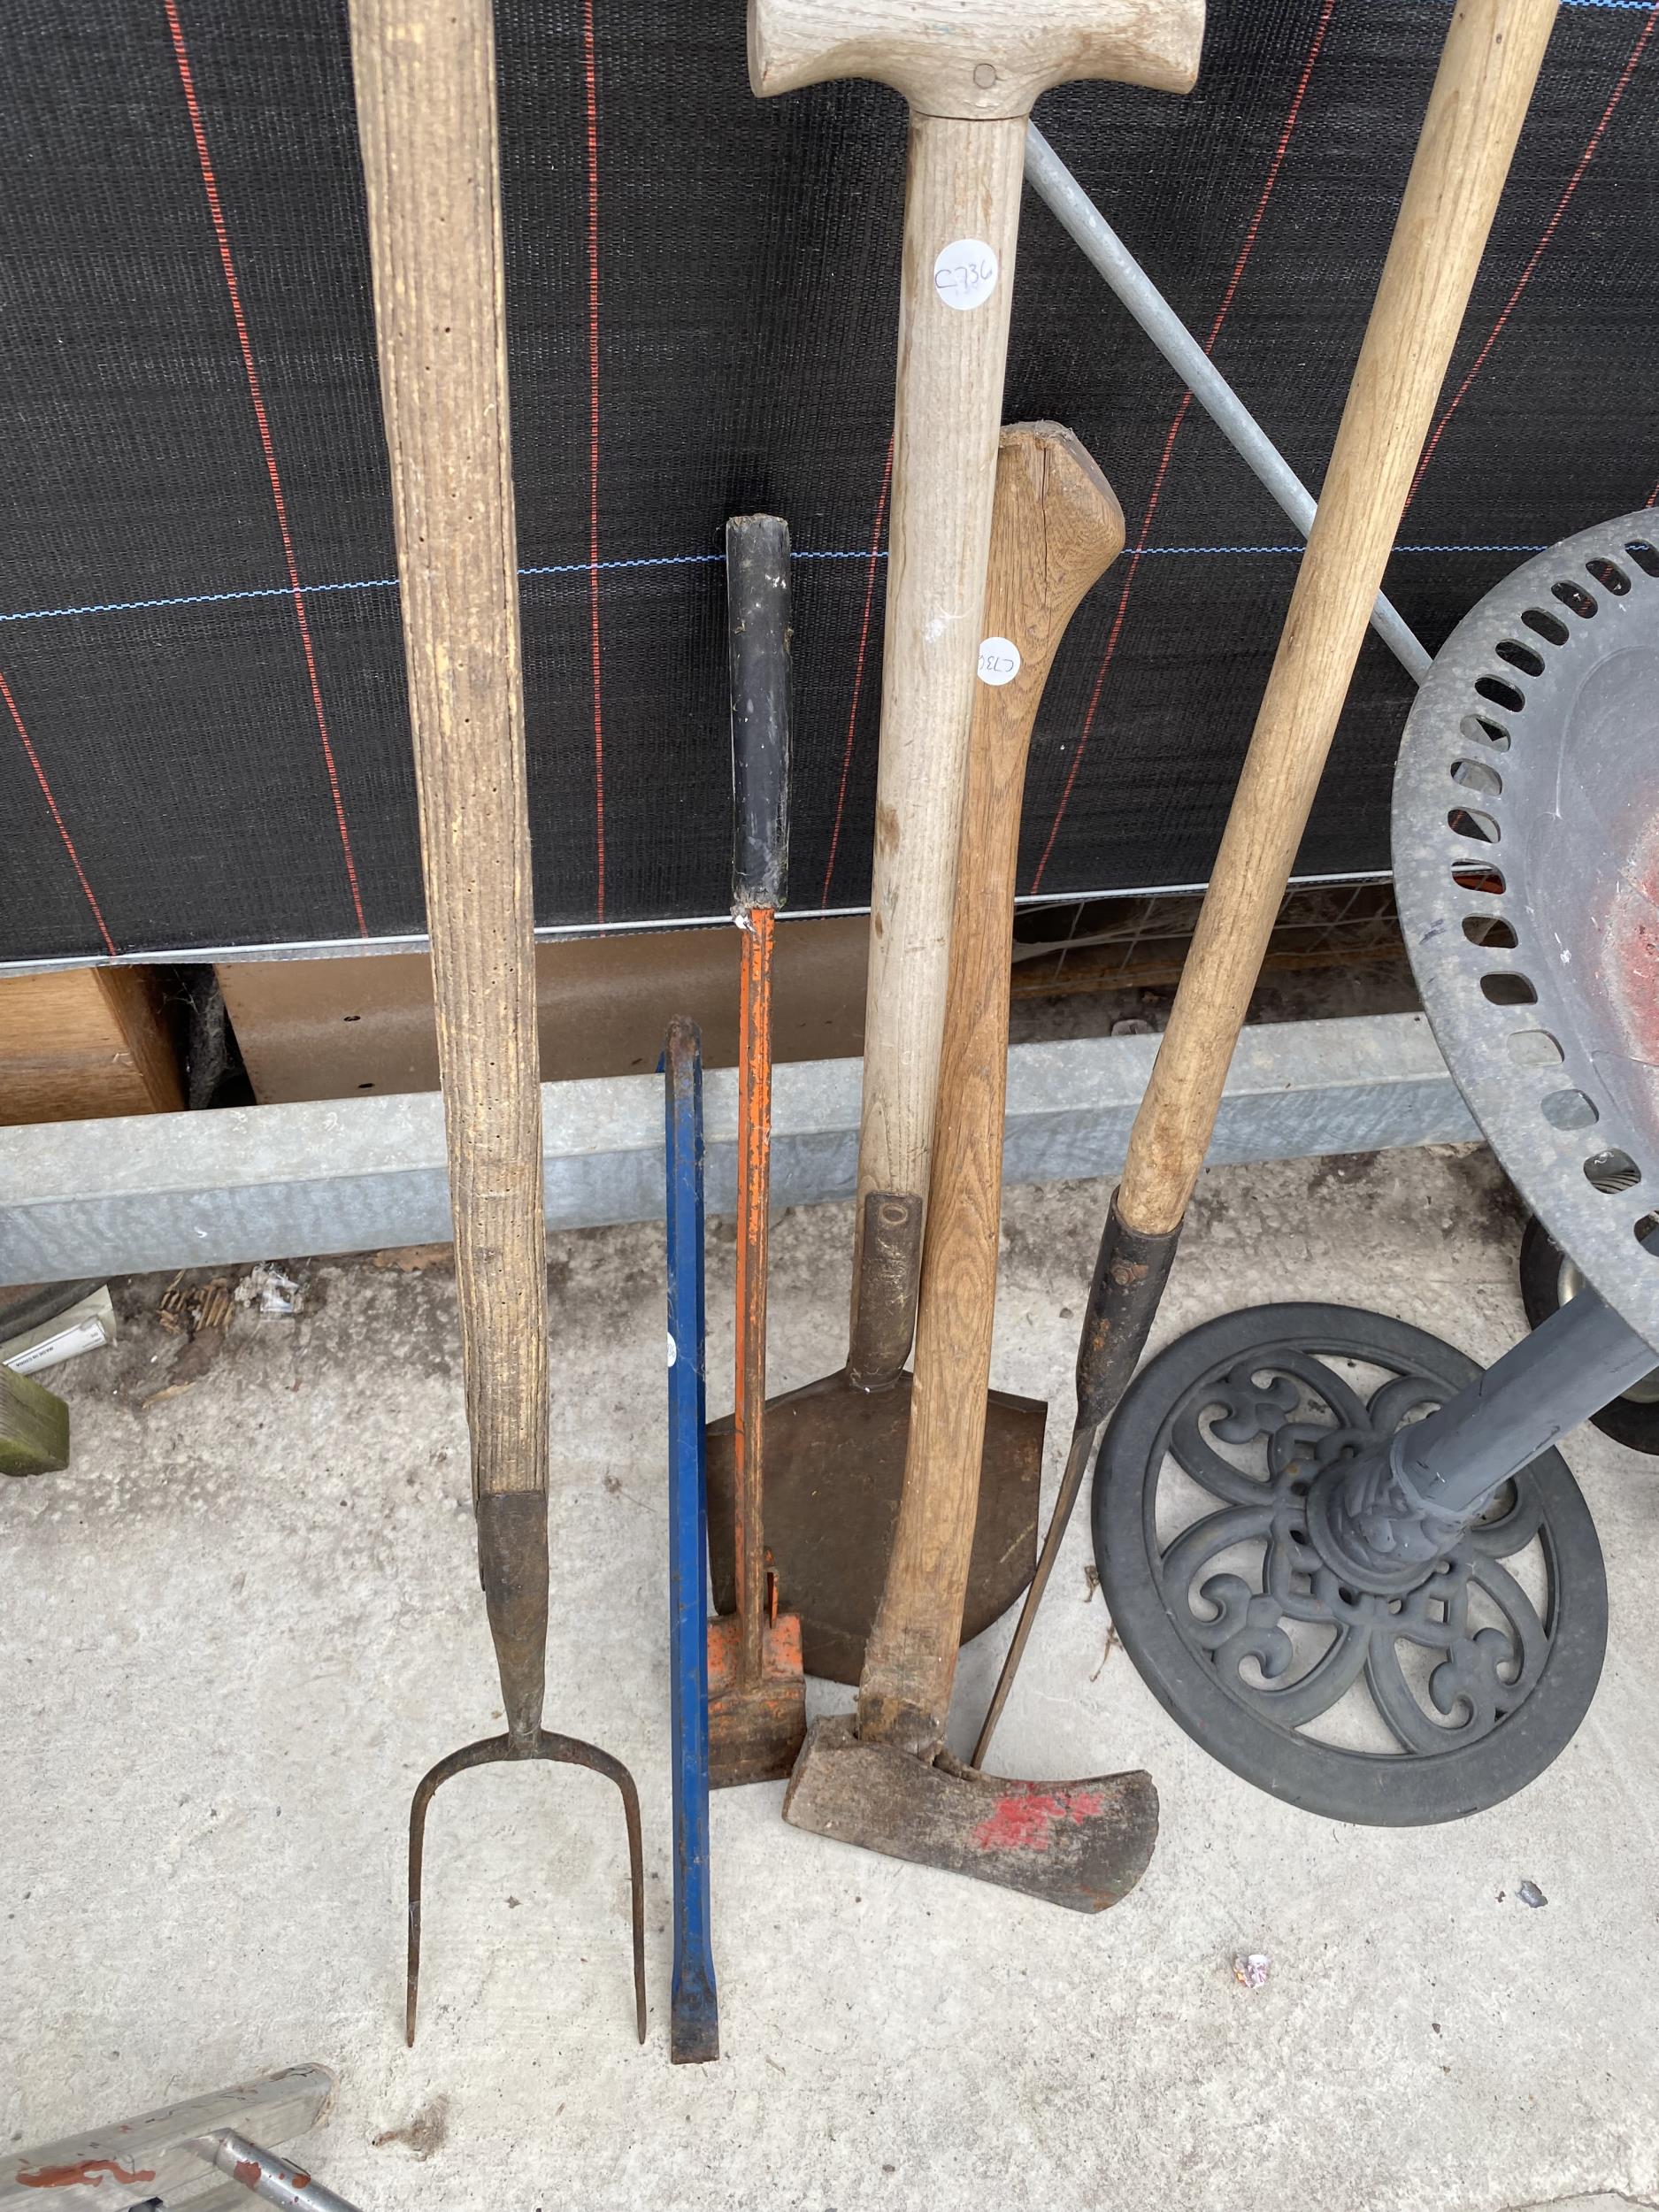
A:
707 515 807 1788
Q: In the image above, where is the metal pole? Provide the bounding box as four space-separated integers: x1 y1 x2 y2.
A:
1025 124 1433 687
1310 1279 1657 1584
186 2131 361 2212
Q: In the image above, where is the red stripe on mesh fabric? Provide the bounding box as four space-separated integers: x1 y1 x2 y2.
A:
820 437 895 907
584 0 607 920
1409 4 1659 511
164 0 367 937
1028 0 1340 893
2 668 117 956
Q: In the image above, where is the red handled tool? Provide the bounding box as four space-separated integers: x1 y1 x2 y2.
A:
707 516 808 1789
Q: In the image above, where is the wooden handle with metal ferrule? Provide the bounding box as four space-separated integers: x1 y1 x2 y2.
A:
845 112 1026 1382
1116 0 1558 1242
745 0 1203 1388
857 425 1125 1751
349 0 548 1505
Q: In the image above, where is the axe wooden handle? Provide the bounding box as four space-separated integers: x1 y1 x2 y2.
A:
858 425 1125 1751
1118 0 1558 1240
349 0 548 1507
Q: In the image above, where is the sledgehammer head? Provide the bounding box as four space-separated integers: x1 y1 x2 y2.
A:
784 1717 1157 1911
749 0 1205 116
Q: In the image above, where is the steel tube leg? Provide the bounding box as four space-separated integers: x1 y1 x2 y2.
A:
1310 1283 1657 1586
1024 124 1431 686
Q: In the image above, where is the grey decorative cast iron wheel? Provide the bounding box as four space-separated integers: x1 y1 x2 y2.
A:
1094 1305 1607 1824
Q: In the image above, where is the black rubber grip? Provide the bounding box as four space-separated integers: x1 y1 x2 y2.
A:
726 513 793 911
1075 1193 1182 1432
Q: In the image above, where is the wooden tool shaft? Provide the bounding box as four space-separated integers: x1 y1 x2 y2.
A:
353 0 549 1739
1118 0 1557 1240
847 112 1025 1374
349 0 547 1508
734 906 774 1686
859 426 1125 1749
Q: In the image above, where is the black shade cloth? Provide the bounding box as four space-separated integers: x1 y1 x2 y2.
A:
2 0 1655 966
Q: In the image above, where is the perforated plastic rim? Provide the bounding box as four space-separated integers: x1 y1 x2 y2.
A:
1392 510 1659 1356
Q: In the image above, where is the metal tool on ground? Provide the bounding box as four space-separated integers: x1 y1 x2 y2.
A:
785 424 1156 1908
972 0 1562 1768
665 1018 719 2062
347 0 645 2048
707 518 807 1788
1 2066 345 2212
710 0 1206 1689
1097 506 1659 1821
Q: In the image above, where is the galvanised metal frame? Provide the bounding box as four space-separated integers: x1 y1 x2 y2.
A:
0 1012 1474 1286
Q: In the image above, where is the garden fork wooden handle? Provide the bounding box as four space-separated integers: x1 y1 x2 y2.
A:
350 0 547 1507
350 0 549 1746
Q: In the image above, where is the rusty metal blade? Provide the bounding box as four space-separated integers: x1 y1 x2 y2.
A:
707 1371 1043 1684
781 1716 1157 1911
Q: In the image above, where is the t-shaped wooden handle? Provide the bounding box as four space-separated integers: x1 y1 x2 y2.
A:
751 0 1201 117
749 0 1202 1383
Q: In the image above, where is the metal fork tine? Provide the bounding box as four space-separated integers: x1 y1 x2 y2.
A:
406 1734 647 2048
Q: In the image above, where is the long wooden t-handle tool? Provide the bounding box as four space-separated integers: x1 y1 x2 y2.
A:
348 0 646 2048
972 0 1562 1764
749 0 1203 1390
785 426 1156 1909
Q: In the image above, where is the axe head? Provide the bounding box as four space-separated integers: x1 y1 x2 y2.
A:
782 1716 1157 1911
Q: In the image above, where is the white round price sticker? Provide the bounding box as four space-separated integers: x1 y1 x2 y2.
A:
933 239 999 311
978 635 1021 687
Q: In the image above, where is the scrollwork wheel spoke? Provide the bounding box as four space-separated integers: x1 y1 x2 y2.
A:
1158 1503 1276 1645
1364 1632 1480 1753
1455 1554 1550 1705
1224 1612 1372 1728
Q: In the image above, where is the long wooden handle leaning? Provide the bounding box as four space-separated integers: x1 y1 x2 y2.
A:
1117 0 1557 1240
846 112 1026 1381
857 425 1125 1751
349 0 548 1504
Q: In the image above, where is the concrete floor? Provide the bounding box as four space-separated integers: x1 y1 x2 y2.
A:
4 1141 1657 2212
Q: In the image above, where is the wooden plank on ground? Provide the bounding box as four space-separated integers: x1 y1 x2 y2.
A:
0 1363 69 1476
